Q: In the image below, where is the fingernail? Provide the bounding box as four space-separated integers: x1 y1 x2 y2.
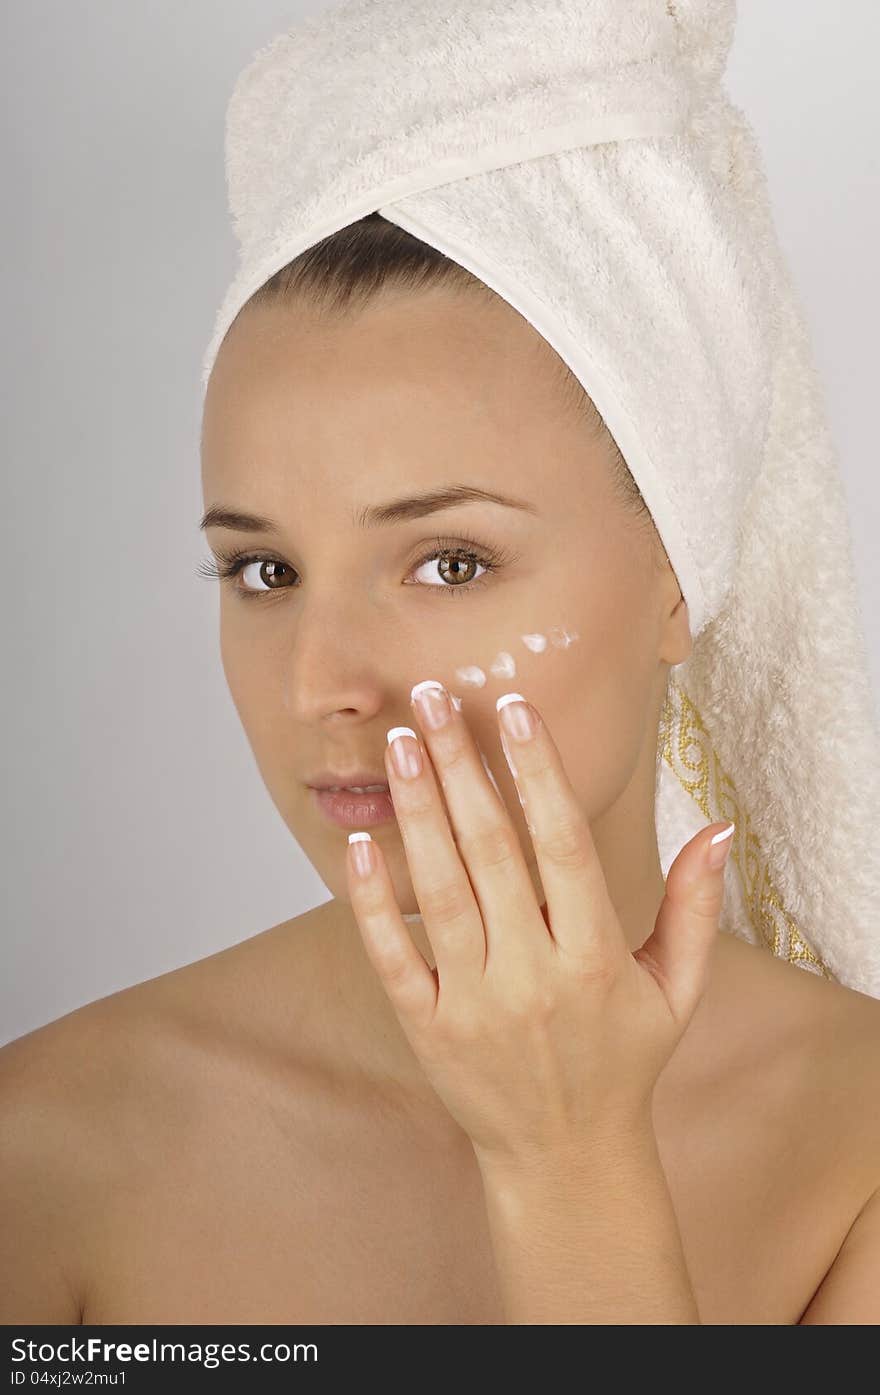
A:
387 725 423 779
706 821 735 871
411 679 451 730
496 692 538 741
348 831 376 877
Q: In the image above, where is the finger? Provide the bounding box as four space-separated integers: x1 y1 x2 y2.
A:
495 692 621 966
384 721 486 994
346 831 438 1033
410 680 546 973
634 821 735 1024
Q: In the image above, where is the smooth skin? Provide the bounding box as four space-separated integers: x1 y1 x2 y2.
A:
2 283 880 1323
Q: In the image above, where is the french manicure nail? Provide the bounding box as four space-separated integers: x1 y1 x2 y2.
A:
387 725 423 779
706 821 735 870
497 692 538 742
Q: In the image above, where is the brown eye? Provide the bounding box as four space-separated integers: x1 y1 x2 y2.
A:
411 550 489 590
238 558 294 593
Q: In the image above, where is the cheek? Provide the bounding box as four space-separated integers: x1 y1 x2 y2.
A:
541 645 652 816
550 573 661 809
219 610 282 734
219 616 249 717
447 573 658 815
218 618 301 824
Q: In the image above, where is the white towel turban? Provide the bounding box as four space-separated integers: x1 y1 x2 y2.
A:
200 0 880 998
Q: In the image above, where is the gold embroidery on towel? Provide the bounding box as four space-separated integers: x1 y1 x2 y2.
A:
659 679 834 982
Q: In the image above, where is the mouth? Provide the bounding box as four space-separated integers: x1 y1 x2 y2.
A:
309 783 396 829
306 767 390 791
310 782 390 794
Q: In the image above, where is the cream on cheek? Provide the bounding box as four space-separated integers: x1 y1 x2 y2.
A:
436 625 581 796
451 624 580 692
396 626 582 922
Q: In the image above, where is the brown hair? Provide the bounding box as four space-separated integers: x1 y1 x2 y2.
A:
243 211 656 540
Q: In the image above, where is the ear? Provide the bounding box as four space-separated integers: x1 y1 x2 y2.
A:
650 538 692 671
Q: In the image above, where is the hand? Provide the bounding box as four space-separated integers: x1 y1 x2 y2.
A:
345 681 735 1176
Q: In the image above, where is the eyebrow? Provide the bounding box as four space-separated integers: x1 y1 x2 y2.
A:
199 484 540 535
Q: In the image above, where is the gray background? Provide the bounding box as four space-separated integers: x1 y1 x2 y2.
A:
3 1 878 1044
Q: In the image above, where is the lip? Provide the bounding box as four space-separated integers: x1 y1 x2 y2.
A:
309 785 396 828
305 769 390 790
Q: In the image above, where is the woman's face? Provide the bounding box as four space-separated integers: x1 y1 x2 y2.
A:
200 284 689 915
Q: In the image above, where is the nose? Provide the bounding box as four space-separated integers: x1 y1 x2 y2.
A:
278 600 402 726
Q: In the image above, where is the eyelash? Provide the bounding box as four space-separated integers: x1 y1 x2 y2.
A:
195 533 512 603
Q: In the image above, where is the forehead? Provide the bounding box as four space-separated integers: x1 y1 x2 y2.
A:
205 288 570 436
200 288 607 521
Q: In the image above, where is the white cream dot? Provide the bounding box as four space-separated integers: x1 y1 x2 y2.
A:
548 626 580 648
489 651 516 679
521 633 548 653
455 665 487 687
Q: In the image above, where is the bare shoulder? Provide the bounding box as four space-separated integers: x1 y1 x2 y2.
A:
810 960 880 1172
717 932 880 1185
0 996 134 1323
0 903 325 1323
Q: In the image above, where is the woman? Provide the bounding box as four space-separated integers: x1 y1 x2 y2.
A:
3 1 880 1323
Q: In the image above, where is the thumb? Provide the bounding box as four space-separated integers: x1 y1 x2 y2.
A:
633 821 735 1025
